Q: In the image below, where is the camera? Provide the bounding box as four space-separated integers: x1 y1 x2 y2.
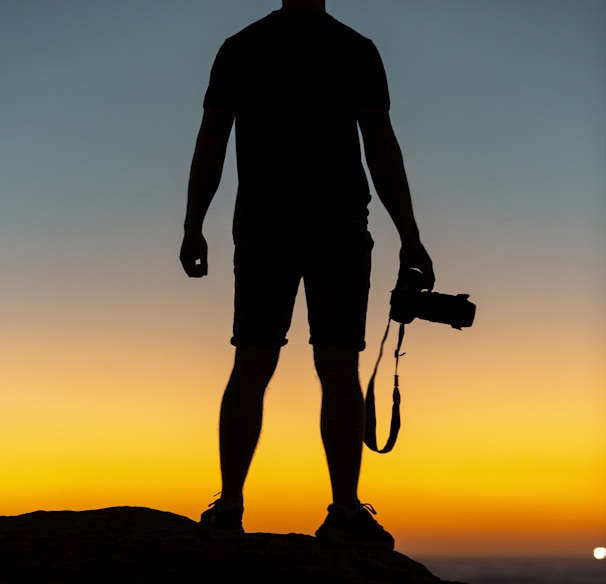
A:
390 268 476 329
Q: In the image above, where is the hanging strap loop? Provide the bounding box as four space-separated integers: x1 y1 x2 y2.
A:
364 320 405 453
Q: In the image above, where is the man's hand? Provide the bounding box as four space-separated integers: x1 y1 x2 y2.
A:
180 232 208 278
400 239 435 291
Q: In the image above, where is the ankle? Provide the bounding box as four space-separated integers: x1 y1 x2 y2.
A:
332 501 361 517
217 488 243 506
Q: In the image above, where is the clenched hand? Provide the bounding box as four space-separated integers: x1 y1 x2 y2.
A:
180 232 209 278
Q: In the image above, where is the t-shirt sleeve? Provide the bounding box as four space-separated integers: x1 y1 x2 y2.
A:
203 40 237 110
356 39 391 110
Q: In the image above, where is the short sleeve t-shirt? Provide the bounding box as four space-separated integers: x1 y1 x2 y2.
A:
204 9 390 240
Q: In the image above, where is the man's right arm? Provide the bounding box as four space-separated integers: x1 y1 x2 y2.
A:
180 107 234 277
357 107 435 290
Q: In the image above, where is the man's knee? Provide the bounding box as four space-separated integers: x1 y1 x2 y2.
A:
313 345 360 385
230 345 281 388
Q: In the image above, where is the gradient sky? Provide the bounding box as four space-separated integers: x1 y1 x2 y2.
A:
1 0 604 557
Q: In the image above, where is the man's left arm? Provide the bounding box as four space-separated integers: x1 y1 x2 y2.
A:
180 107 234 278
357 106 435 290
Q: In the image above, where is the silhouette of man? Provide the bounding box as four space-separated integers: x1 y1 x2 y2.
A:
180 0 434 549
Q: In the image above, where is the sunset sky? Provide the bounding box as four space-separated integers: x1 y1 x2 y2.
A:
1 0 604 557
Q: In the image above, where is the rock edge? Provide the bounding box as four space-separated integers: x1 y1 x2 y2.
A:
0 506 466 583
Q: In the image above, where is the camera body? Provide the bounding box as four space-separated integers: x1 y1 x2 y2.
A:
390 268 476 329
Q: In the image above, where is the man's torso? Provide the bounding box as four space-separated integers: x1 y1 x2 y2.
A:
204 9 390 239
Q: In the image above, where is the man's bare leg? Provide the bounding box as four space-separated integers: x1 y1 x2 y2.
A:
219 346 280 504
314 345 364 511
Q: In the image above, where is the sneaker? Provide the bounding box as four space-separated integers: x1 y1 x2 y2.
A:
315 503 395 550
198 498 245 541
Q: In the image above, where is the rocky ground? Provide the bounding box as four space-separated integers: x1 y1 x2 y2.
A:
0 506 467 583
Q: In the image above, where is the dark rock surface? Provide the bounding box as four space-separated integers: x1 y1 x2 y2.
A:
0 506 466 583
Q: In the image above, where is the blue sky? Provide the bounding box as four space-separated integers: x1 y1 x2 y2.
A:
2 0 603 294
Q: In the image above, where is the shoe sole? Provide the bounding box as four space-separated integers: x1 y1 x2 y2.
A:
315 526 394 550
198 524 245 542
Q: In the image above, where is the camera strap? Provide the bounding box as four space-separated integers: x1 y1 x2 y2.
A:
364 319 405 453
